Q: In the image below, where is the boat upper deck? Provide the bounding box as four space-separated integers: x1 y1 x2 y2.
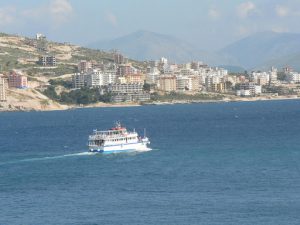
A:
89 128 138 140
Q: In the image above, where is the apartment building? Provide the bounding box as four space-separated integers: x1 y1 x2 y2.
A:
8 72 27 88
38 55 57 67
0 76 7 101
125 74 144 83
236 83 261 96
78 60 92 73
157 76 177 92
109 83 143 94
112 92 150 103
72 73 86 89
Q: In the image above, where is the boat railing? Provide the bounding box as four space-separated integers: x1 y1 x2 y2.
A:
89 133 137 140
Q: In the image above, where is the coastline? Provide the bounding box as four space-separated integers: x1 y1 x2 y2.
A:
146 95 300 105
0 95 299 112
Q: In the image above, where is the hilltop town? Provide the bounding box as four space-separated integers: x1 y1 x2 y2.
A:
0 32 300 112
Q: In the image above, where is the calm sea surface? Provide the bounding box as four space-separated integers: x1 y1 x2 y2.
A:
1 100 300 225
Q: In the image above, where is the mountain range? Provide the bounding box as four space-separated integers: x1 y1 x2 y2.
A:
89 30 215 64
89 30 300 71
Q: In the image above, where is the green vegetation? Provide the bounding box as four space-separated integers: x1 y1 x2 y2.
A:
151 91 224 101
0 46 36 71
49 79 73 89
277 72 287 81
0 32 10 37
27 76 39 82
71 47 114 63
143 82 151 92
43 86 59 100
43 86 114 105
264 86 296 95
40 99 50 107
27 64 77 77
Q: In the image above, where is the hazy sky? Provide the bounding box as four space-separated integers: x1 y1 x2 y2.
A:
0 0 300 50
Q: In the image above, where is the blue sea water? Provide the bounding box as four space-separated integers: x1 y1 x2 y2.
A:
1 100 300 225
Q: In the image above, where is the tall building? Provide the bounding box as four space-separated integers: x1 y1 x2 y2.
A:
73 69 118 89
176 76 190 91
157 76 177 92
286 72 300 83
189 75 200 91
205 76 221 91
86 71 103 87
72 73 86 89
0 76 7 101
117 63 136 76
38 55 56 67
78 60 92 73
125 74 144 83
146 66 160 84
114 53 125 64
237 83 261 96
36 33 46 40
269 67 278 84
8 72 27 89
109 83 143 93
211 83 227 93
103 69 117 85
36 34 47 52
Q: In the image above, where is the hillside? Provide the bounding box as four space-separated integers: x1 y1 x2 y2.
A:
0 32 138 111
219 31 300 70
0 32 118 71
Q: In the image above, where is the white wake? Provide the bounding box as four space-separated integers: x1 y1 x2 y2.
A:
0 151 95 166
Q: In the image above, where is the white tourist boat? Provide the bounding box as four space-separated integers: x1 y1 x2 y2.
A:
88 122 150 153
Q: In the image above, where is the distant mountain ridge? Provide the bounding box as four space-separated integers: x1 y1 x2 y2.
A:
89 30 300 71
88 30 217 64
219 31 300 70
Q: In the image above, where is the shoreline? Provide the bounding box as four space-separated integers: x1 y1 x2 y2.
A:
0 95 299 112
146 95 299 105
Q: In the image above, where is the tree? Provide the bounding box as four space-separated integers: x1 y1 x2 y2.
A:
143 82 151 92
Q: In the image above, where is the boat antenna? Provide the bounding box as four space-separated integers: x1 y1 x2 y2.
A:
116 121 121 128
144 128 146 138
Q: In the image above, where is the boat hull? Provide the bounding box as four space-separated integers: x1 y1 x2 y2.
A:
88 142 150 153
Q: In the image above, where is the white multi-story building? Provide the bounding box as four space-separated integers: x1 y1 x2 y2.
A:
250 72 270 84
36 33 46 40
176 76 190 91
74 69 117 89
0 76 7 101
269 67 278 84
103 69 117 85
237 83 261 96
146 66 160 84
72 73 86 89
204 67 228 77
286 72 300 83
109 83 143 93
160 57 168 65
179 68 197 77
176 75 200 92
236 89 251 96
157 76 177 92
86 70 103 87
205 75 223 91
163 64 177 74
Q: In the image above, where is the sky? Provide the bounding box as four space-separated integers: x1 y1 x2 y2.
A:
0 0 300 50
